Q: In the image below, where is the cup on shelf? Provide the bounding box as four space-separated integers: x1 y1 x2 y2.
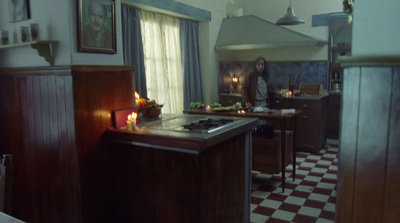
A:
334 83 340 91
0 30 9 45
30 23 39 41
21 26 30 42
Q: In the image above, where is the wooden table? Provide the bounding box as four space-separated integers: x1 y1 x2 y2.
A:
183 109 303 192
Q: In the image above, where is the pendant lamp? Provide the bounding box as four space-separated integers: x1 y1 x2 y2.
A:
276 0 305 25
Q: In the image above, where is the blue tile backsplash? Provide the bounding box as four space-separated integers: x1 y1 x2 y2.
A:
219 61 328 94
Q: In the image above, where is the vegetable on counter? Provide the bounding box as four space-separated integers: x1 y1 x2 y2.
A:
234 102 242 109
211 103 221 108
190 101 205 109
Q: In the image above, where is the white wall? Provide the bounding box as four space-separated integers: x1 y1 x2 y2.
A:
235 0 343 40
221 0 343 62
0 0 124 67
0 0 346 104
0 0 72 67
352 0 400 56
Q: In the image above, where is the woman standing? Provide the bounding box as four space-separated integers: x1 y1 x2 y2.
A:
241 56 278 109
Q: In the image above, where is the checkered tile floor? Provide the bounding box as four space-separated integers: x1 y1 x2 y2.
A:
250 145 338 223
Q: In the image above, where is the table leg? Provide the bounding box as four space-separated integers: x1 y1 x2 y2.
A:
292 116 297 182
280 120 286 193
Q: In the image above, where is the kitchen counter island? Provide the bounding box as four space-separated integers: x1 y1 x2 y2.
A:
106 114 258 223
183 109 303 192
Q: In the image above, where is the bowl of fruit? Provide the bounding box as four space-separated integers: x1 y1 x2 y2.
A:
137 98 163 118
142 103 163 118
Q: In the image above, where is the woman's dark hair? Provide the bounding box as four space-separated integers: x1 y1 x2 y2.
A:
254 56 270 81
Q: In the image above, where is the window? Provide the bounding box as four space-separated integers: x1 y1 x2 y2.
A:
139 10 183 114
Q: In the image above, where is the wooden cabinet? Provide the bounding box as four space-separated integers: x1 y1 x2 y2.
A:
268 97 291 109
220 93 328 153
267 97 292 130
292 98 327 153
326 93 341 139
219 93 242 106
269 96 327 153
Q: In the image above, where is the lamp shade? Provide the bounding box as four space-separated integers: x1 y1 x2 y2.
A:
276 1 305 25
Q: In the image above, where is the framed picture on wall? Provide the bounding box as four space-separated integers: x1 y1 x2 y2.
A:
8 0 31 22
77 0 116 54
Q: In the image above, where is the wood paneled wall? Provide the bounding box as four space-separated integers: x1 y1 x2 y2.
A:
72 66 135 223
0 66 135 223
337 64 400 223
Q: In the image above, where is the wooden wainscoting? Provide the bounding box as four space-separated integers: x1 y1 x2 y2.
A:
0 66 135 223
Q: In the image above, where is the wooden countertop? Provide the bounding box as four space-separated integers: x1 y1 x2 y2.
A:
183 108 303 120
106 113 258 153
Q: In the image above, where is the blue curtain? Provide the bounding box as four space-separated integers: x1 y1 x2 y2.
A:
179 19 203 109
121 6 147 98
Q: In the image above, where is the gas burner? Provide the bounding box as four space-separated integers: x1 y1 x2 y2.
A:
183 118 233 131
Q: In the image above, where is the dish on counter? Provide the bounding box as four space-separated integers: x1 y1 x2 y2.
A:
213 106 234 112
252 106 268 113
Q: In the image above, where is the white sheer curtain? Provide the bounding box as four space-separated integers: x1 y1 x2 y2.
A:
139 10 183 114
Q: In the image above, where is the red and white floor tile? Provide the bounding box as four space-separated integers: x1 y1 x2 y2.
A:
250 145 338 223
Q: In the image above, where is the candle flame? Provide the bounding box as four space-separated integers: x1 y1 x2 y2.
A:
132 112 137 119
127 114 131 120
237 110 245 115
135 92 140 100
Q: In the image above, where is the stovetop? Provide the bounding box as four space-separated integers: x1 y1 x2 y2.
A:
182 118 233 131
139 116 237 134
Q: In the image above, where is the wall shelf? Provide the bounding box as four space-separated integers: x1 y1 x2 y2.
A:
0 40 57 65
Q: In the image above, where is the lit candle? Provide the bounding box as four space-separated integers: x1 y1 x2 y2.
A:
126 114 132 131
132 112 137 125
134 92 140 107
206 105 211 112
132 112 137 128
237 110 245 115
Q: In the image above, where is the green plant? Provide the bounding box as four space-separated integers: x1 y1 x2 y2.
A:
343 0 354 23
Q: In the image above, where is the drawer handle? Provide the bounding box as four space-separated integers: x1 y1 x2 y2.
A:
275 100 280 103
303 104 308 108
303 115 308 119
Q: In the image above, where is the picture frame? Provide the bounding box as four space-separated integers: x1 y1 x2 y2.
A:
8 0 31 23
77 0 116 54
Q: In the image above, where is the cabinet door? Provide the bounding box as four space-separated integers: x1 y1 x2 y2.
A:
268 97 291 130
219 94 242 106
268 97 291 109
295 110 320 152
326 94 341 139
292 99 323 153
